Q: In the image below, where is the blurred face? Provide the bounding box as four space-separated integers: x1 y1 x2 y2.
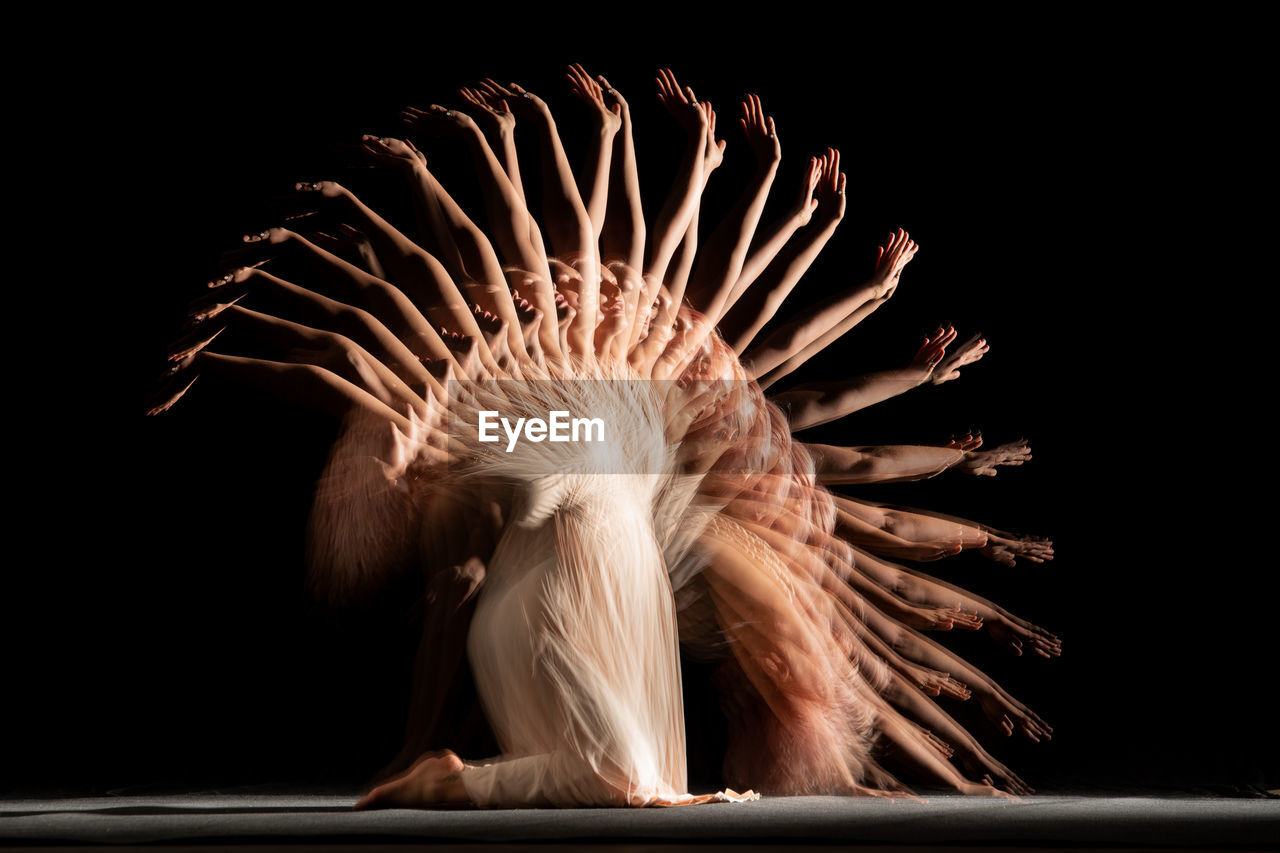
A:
549 259 583 312
633 283 670 341
607 262 643 330
598 276 626 328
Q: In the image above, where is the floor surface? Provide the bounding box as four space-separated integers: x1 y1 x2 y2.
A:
3 791 1279 849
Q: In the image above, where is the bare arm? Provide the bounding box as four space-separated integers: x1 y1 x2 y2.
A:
773 365 933 430
565 63 621 242
684 94 779 324
745 231 917 381
643 69 710 290
596 73 646 283
717 152 825 346
401 104 560 362
500 82 600 360
806 442 964 484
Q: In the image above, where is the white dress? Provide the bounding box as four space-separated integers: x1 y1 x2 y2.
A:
454 371 754 807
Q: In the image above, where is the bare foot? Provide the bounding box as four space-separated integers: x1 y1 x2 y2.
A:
353 750 470 809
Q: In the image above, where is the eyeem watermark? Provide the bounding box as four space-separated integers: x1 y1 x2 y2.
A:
478 411 606 452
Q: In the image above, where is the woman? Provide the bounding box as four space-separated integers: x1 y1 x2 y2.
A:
151 65 1054 806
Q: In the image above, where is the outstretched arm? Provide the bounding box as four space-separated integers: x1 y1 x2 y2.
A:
684 94 779 324
849 544 1062 660
596 73 647 293
774 367 929 430
643 69 709 290
806 441 965 484
287 184 508 376
400 103 560 363
499 82 599 360
744 229 916 377
565 63 621 242
727 147 847 357
361 136 528 362
755 293 886 390
854 601 1055 741
716 152 824 346
772 326 956 429
461 81 526 205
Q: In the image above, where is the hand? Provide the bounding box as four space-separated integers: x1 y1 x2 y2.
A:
792 156 823 226
907 603 984 631
911 325 958 372
986 612 1061 661
292 178 351 201
956 437 1032 478
907 663 972 700
458 85 515 137
595 73 631 122
867 228 917 298
309 223 384 277
811 147 846 224
655 68 707 138
930 332 989 384
981 532 1055 565
955 749 1035 796
701 101 726 175
500 81 552 120
472 77 528 119
360 134 425 172
976 689 1054 742
944 430 984 453
739 93 779 166
566 63 620 133
399 103 482 140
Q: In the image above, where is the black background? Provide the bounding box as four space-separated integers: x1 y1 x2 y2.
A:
8 19 1271 796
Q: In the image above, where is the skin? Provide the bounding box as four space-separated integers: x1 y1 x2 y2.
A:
595 73 648 313
152 67 1053 806
361 135 530 363
716 151 825 347
399 104 560 363
291 179 502 376
751 228 917 386
683 93 780 327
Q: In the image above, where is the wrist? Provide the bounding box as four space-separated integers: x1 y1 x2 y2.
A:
815 210 845 231
908 364 933 385
755 157 781 177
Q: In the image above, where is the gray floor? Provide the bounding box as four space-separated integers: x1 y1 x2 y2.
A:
2 792 1279 848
